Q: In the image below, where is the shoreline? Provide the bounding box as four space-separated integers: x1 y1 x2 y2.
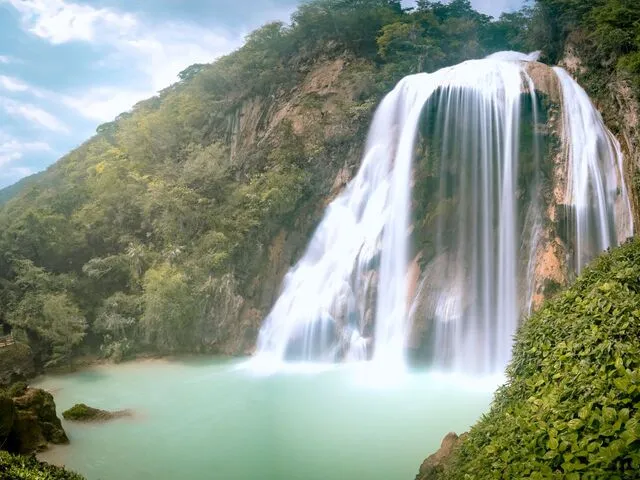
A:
33 352 246 383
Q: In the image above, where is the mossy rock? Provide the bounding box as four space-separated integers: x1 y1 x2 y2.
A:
0 451 85 479
435 237 640 479
7 381 28 398
62 403 131 422
10 411 47 454
12 388 68 446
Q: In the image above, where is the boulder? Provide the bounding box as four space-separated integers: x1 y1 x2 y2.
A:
11 388 68 450
62 403 132 422
416 432 466 480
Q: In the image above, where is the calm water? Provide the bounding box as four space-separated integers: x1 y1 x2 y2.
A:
35 358 497 480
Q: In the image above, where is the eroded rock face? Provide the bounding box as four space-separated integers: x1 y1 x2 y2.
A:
12 388 68 450
0 387 68 454
416 432 466 480
525 62 561 103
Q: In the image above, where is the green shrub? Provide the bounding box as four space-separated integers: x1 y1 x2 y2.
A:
0 451 84 479
445 238 640 479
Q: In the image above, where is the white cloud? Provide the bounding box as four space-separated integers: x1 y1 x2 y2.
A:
1 98 69 133
60 87 152 122
0 56 12 64
0 135 51 167
0 75 30 93
5 0 137 44
2 0 245 122
0 134 49 184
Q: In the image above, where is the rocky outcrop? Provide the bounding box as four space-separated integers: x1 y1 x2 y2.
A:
8 387 68 453
0 386 68 454
525 61 561 103
62 403 132 422
416 432 466 480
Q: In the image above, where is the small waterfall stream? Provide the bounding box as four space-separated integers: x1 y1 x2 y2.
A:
255 52 633 374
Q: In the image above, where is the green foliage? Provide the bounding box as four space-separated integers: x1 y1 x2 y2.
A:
531 0 640 91
0 0 546 364
443 238 640 479
7 285 86 367
141 264 197 353
0 451 84 480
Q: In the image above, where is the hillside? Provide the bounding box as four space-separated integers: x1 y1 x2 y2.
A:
0 0 527 369
0 172 44 206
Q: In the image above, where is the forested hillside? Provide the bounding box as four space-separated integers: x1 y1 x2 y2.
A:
0 0 528 369
0 0 638 372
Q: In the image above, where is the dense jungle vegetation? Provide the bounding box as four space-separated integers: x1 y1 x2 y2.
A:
0 0 637 372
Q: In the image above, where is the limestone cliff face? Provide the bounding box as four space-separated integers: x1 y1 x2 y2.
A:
201 56 374 355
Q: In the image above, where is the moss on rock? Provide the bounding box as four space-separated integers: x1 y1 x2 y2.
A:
62 403 131 422
8 387 68 453
425 238 640 479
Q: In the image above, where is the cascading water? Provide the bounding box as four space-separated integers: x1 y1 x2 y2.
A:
254 52 633 374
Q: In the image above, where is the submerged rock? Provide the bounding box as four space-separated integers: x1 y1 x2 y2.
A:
62 403 132 422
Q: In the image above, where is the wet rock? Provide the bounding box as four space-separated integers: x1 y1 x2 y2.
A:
62 403 132 422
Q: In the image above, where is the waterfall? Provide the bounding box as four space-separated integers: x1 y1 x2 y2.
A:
254 52 633 374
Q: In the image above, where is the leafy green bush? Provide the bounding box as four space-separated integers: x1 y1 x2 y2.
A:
444 238 640 479
0 451 84 479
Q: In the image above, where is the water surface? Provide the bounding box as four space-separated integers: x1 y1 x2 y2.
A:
36 358 497 480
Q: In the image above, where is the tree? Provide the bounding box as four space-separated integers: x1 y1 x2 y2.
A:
9 292 86 366
140 264 196 352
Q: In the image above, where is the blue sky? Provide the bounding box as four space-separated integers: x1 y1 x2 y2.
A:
0 0 524 189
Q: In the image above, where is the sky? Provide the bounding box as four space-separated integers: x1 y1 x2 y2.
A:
0 0 525 189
